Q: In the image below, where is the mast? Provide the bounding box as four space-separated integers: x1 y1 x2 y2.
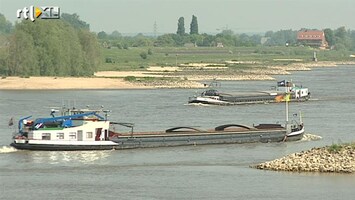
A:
285 93 291 133
284 81 291 124
285 93 289 123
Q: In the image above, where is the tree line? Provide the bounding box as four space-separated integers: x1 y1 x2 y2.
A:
97 15 355 51
0 13 100 76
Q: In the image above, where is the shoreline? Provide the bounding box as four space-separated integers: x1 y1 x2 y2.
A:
1 61 354 90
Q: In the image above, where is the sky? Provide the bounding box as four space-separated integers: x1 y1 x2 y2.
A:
1 0 355 35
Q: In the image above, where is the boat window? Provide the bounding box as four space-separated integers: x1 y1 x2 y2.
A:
86 132 93 139
42 133 51 140
69 132 76 139
57 133 64 139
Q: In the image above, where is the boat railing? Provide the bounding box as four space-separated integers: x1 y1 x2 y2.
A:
110 122 135 128
110 122 135 137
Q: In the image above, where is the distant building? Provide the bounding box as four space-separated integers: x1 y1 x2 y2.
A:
216 42 224 48
260 37 270 45
297 30 328 49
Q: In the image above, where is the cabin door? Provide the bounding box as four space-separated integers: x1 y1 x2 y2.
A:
77 130 83 141
95 128 102 141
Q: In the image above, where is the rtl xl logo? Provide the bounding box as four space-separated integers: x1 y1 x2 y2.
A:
16 6 60 21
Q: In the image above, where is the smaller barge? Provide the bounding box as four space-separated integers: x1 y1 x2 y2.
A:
188 80 310 105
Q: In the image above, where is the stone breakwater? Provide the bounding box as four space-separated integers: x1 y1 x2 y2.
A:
252 144 355 173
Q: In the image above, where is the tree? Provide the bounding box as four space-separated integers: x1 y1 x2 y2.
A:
132 33 153 47
190 15 198 35
78 29 101 75
0 13 12 34
334 26 347 40
7 29 38 76
263 29 297 46
324 28 335 47
6 14 100 77
97 31 108 39
177 17 185 35
350 30 355 51
61 13 90 30
156 34 176 46
201 33 215 46
334 26 351 50
110 30 122 39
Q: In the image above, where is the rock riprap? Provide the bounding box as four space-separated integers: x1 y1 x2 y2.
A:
253 144 355 173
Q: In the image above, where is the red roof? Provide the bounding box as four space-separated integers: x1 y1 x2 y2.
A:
297 30 325 40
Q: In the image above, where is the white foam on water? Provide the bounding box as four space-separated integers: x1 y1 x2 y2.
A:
301 133 322 141
185 103 215 107
0 146 18 153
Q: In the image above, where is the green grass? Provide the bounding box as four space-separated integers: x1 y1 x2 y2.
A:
99 46 355 71
327 144 344 153
327 142 355 153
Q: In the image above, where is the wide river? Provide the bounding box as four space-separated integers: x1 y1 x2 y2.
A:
1 65 354 200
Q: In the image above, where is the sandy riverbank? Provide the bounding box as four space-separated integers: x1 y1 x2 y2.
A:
1 61 353 90
0 76 205 90
0 76 152 90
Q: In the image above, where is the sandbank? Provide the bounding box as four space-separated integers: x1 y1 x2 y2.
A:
0 76 151 90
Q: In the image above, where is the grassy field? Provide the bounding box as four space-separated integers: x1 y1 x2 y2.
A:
99 46 355 71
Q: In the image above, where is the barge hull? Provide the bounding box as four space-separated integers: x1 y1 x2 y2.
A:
110 129 288 149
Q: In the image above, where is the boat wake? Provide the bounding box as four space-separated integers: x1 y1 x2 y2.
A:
307 98 320 101
301 133 322 141
0 146 18 154
185 103 215 107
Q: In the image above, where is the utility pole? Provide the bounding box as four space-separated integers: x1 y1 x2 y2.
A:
153 21 157 38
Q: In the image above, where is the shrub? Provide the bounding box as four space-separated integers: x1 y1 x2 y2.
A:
105 57 113 63
148 48 153 55
140 52 147 59
124 76 136 82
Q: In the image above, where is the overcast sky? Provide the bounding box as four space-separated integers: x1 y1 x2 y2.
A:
1 0 354 34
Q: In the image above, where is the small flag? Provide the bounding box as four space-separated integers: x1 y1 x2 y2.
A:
8 117 14 126
275 94 290 102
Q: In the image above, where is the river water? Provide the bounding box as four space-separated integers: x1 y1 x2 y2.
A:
0 65 354 200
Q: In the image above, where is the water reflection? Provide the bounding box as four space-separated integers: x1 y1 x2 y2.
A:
27 150 114 164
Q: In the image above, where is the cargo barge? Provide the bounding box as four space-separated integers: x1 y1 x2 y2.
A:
188 80 310 105
10 105 304 151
